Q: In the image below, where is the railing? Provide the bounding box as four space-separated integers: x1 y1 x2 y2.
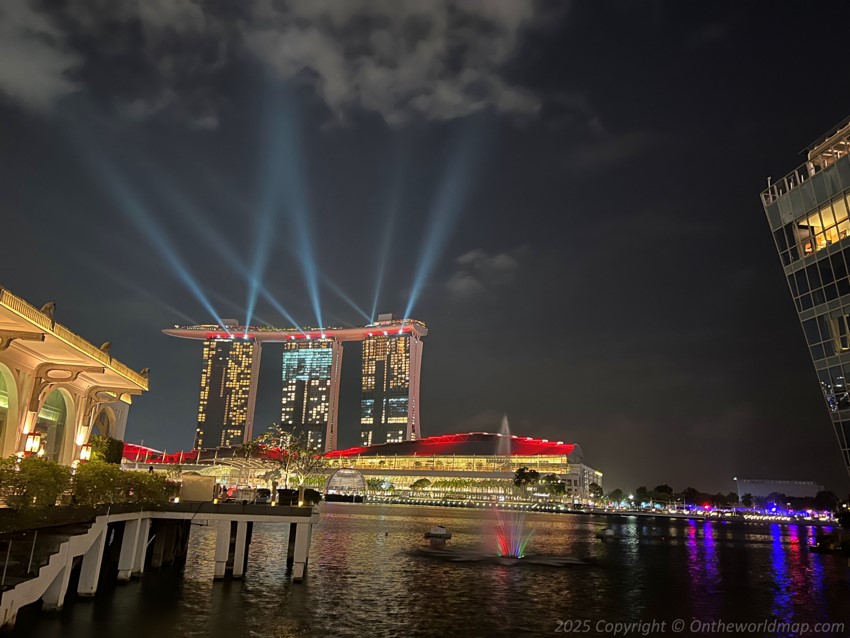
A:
0 288 148 390
762 131 850 206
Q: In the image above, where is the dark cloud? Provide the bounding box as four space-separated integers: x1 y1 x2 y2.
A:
0 0 552 126
447 246 525 300
0 0 81 110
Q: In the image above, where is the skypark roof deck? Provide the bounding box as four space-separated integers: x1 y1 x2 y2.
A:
163 318 428 342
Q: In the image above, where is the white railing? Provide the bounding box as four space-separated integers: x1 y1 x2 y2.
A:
762 132 850 206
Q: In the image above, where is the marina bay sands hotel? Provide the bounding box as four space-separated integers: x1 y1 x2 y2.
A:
163 314 427 452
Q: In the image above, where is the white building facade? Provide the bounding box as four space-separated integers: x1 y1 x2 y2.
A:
0 287 148 464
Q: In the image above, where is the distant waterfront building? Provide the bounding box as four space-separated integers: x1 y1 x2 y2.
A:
136 432 603 502
195 334 260 449
761 116 850 477
733 478 824 500
324 433 600 501
281 339 342 452
360 314 424 447
0 286 148 464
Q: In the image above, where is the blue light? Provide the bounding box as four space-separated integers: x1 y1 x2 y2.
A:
371 176 404 321
144 167 303 331
271 87 323 328
77 147 226 327
323 275 371 323
80 254 199 325
404 122 484 319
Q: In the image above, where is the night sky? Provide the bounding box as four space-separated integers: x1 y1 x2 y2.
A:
3 1 850 494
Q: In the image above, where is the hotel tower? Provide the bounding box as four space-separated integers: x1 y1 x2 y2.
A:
280 339 343 452
761 115 850 477
194 331 261 449
164 315 427 451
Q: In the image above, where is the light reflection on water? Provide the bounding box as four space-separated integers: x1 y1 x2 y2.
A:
14 504 850 638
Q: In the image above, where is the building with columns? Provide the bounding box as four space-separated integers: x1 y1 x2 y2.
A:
0 286 149 464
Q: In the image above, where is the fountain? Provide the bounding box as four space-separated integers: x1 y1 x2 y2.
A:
495 510 533 559
413 415 591 567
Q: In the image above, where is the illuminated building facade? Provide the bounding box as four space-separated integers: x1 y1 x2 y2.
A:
195 337 260 449
0 286 148 465
165 433 603 502
361 315 424 446
165 316 427 451
761 115 850 477
281 339 342 452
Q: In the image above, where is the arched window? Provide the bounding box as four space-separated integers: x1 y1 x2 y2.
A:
34 390 69 462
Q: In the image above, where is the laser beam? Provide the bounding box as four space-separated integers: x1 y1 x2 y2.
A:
322 274 371 323
144 166 304 331
404 123 484 319
76 145 227 329
371 174 404 322
272 87 323 328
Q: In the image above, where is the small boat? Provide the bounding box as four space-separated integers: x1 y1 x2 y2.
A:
595 528 617 541
424 525 452 547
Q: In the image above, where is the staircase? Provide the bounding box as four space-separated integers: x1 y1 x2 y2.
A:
0 524 92 590
0 519 102 627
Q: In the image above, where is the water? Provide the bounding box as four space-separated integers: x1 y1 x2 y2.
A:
15 504 850 638
496 414 511 457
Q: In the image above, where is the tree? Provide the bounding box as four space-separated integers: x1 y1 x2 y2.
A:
682 486 701 504
765 492 789 508
815 490 839 511
654 484 673 496
608 488 625 504
410 478 431 491
550 481 567 497
90 435 124 464
513 467 540 488
0 457 71 509
538 474 566 499
741 493 754 508
635 486 649 502
238 424 327 490
588 482 604 500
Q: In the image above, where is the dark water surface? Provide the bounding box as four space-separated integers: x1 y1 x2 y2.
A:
15 503 850 637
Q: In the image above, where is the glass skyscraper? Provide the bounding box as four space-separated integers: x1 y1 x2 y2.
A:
281 339 342 452
761 116 850 477
360 316 424 446
195 337 260 449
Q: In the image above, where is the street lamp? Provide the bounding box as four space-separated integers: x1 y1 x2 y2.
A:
79 444 92 461
24 433 42 454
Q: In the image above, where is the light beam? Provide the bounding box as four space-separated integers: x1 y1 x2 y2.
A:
404 123 484 319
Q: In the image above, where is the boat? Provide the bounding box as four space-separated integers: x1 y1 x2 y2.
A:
424 525 452 547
